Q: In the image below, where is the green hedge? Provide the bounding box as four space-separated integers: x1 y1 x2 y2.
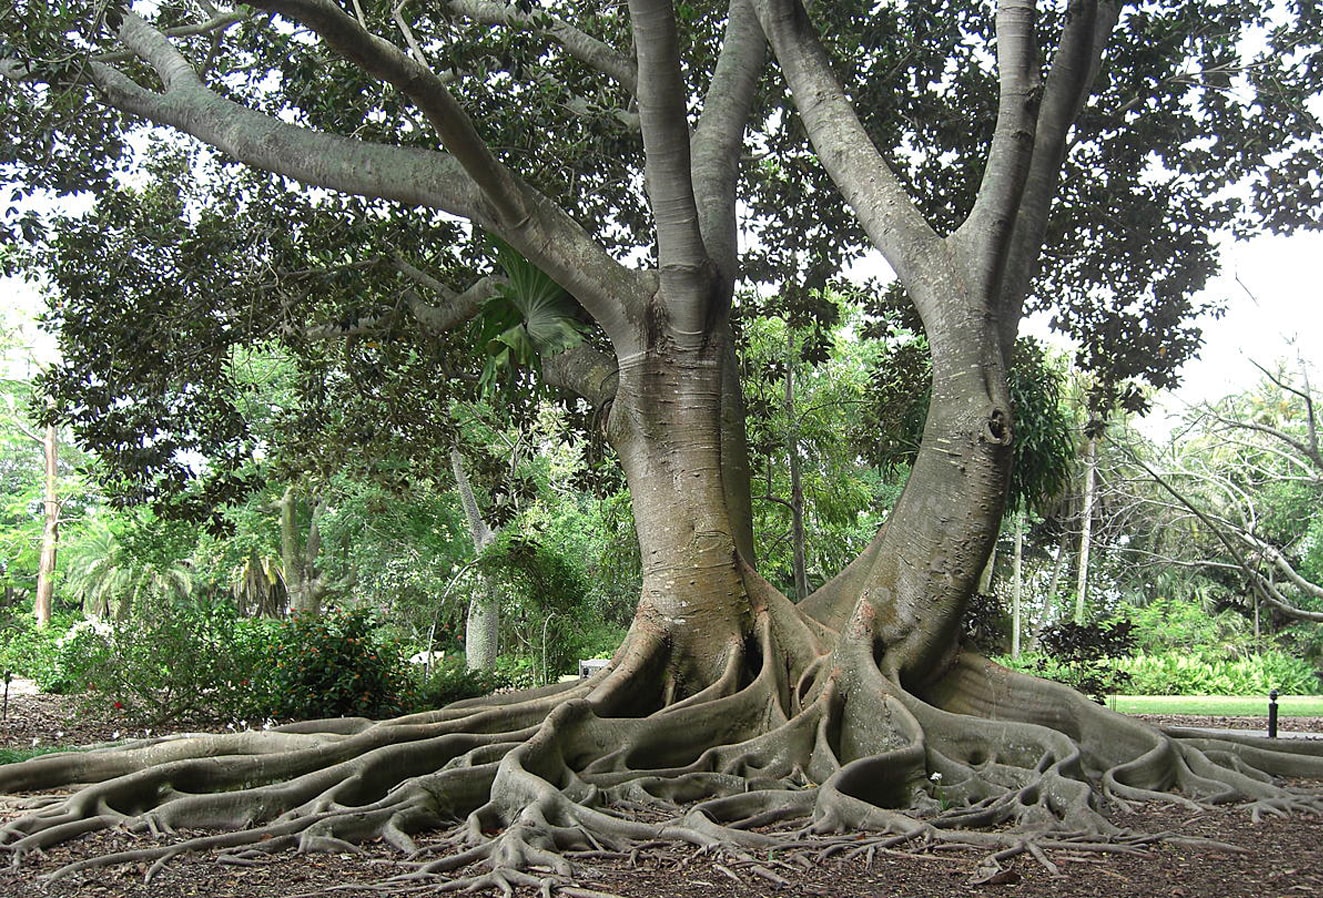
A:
1117 650 1321 697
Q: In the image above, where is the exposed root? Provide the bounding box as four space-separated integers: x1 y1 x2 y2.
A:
2 623 1320 894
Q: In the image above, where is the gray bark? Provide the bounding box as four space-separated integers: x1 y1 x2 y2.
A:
34 424 58 628
451 447 500 671
1074 437 1098 624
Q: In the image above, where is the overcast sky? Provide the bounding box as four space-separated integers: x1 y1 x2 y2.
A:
1141 229 1323 430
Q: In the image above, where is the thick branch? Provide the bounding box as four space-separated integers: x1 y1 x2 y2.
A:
628 0 712 299
690 0 764 284
951 0 1041 311
98 9 645 348
995 0 1119 351
391 260 502 335
751 0 944 300
254 0 530 229
98 15 485 219
439 0 638 92
541 344 619 411
258 0 648 345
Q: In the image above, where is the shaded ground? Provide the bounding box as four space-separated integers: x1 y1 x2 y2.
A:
1 689 1319 898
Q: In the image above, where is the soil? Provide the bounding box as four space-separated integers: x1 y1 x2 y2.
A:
1 688 1320 898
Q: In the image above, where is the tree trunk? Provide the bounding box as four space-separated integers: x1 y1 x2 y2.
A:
280 487 327 616
1074 436 1097 624
1011 508 1024 658
33 424 58 628
840 301 1015 689
608 338 756 696
785 330 809 600
451 447 500 672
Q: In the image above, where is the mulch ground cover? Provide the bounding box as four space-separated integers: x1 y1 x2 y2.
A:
1 690 1319 898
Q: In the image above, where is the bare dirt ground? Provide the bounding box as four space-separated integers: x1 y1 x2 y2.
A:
1 689 1320 898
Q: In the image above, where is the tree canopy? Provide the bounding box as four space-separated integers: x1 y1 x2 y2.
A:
2 0 1322 891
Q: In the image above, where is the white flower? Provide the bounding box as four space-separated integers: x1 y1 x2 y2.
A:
929 771 943 783
111 730 120 741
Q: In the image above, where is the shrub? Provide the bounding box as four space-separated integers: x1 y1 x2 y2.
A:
1126 598 1254 658
408 657 517 710
54 602 279 725
0 612 80 692
567 621 627 663
997 620 1136 702
267 607 409 720
1118 650 1321 696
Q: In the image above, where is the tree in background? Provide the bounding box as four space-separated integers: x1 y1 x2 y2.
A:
1 0 1321 889
1124 362 1323 627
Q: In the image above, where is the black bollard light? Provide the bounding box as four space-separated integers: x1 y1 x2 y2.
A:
1268 688 1279 739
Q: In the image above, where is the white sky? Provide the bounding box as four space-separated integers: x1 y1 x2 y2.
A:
1142 229 1323 430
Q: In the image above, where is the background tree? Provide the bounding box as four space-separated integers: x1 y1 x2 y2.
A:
1123 362 1323 626
1 1 1321 891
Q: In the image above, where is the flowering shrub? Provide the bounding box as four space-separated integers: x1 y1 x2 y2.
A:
267 607 409 720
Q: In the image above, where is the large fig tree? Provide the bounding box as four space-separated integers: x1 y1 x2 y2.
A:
2 0 1321 890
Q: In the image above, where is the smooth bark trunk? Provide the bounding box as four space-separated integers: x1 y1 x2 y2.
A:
608 338 754 696
785 332 809 600
33 424 58 628
280 487 327 616
1011 509 1024 658
451 447 501 671
1074 436 1097 624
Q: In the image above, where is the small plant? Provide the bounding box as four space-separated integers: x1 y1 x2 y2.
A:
1011 620 1136 702
267 606 409 720
0 745 78 766
929 770 950 810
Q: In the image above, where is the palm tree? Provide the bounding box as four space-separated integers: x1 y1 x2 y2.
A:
63 520 194 619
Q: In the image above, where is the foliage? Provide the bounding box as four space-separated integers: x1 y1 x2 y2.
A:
476 239 589 396
61 514 196 619
1003 620 1137 702
54 602 279 725
475 532 595 682
407 656 520 710
1118 650 1321 697
1125 597 1255 658
0 745 76 766
0 610 77 690
962 592 1011 655
739 302 887 593
266 606 409 720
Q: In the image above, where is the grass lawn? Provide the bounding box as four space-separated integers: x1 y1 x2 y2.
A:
1109 694 1323 717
